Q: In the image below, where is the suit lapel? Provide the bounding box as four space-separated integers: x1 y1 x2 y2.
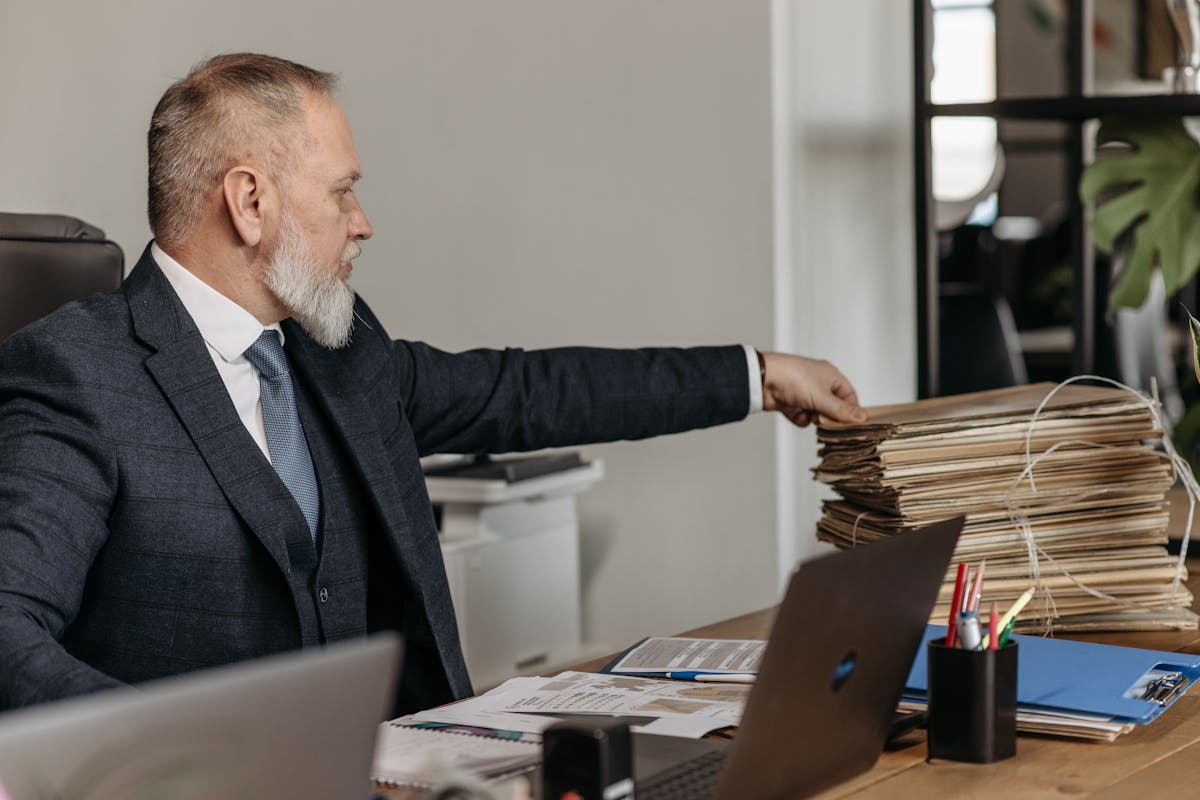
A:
125 247 296 576
282 322 421 580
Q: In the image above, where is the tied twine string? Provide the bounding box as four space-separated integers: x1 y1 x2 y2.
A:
849 509 881 548
1005 375 1198 636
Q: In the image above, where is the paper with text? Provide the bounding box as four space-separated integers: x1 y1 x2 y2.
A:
608 637 765 675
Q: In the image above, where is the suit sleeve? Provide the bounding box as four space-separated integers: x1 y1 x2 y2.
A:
370 315 750 456
0 329 126 709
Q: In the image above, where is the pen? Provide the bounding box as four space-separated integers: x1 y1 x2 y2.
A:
988 602 999 651
960 566 973 613
956 610 982 651
947 562 970 648
691 674 756 684
983 587 1034 648
967 560 986 613
664 671 756 683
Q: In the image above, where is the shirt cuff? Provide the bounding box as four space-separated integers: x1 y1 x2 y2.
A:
743 344 763 414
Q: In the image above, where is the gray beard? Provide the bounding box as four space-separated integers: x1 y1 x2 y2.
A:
264 213 358 349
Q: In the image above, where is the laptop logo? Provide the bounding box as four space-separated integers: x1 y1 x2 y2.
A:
831 651 856 692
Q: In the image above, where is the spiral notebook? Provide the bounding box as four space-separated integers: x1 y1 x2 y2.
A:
371 723 540 787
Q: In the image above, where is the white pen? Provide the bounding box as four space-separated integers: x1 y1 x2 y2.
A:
690 673 756 684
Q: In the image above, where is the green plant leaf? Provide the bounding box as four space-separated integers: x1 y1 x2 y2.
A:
1078 116 1200 312
1187 306 1200 386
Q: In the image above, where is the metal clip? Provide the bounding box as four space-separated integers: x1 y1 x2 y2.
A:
1141 672 1190 706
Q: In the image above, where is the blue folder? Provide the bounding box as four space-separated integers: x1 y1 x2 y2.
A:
905 625 1200 724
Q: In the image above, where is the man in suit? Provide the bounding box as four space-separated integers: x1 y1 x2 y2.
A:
0 54 866 713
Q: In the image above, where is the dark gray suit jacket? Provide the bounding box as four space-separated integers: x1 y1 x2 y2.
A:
0 245 751 711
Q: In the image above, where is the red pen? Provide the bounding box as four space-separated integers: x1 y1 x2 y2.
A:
988 602 999 650
947 562 969 648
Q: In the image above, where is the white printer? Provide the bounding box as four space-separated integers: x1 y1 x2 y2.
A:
424 453 604 689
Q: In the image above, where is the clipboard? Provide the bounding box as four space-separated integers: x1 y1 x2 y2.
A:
905 625 1200 724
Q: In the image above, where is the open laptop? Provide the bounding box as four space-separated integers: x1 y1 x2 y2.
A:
633 516 964 800
0 634 401 800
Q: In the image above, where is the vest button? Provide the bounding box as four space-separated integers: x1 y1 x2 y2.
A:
318 586 329 604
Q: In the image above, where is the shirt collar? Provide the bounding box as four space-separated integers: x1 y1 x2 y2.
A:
151 242 284 362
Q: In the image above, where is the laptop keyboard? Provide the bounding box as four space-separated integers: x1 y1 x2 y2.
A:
636 749 728 800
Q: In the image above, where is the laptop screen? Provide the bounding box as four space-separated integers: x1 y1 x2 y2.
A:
0 635 401 800
711 517 963 799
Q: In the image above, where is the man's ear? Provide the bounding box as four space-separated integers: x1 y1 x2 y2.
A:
222 166 267 248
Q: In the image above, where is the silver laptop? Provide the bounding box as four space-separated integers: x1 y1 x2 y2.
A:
0 634 401 800
634 516 964 800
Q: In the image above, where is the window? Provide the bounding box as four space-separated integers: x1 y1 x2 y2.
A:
931 1 998 211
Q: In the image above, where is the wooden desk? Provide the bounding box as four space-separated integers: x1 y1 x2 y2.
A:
380 617 1200 800
573 565 1200 799
383 494 1200 798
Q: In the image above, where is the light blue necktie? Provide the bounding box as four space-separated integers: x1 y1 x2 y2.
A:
244 330 320 542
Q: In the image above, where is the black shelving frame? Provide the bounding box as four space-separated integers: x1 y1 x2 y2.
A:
914 0 1200 398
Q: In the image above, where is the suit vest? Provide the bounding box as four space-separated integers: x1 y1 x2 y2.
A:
291 365 457 714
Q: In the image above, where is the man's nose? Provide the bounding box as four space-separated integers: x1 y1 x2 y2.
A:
350 201 373 240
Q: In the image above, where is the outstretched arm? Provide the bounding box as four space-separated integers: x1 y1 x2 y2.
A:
759 352 868 427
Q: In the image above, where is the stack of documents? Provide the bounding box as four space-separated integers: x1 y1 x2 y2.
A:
904 625 1200 741
374 668 750 786
402 671 748 740
815 384 1196 632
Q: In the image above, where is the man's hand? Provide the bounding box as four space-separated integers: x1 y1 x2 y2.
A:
760 352 868 427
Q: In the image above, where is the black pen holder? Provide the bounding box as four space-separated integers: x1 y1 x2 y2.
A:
926 637 1017 763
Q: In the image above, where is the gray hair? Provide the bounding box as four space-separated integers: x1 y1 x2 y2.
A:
147 53 338 249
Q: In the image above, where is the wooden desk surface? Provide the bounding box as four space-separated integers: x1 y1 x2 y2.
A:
643 562 1200 798
581 584 1200 799
643 604 1200 799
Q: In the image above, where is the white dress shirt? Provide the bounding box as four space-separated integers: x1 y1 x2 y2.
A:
152 243 764 460
742 345 763 414
153 243 279 461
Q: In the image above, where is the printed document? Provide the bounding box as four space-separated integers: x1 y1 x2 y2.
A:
607 637 765 674
409 671 749 738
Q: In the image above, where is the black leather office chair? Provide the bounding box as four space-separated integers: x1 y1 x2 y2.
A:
938 282 1029 396
0 212 124 342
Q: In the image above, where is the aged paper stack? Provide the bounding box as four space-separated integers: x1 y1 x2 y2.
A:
815 383 1196 632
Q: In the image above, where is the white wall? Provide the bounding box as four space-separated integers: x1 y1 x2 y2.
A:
360 1 780 647
778 1 917 573
0 1 913 656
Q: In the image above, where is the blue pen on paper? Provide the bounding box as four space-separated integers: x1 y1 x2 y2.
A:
665 671 757 683
956 610 982 651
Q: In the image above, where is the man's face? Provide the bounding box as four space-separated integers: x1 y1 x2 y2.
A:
264 92 372 348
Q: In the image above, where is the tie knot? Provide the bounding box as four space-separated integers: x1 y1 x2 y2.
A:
244 330 288 380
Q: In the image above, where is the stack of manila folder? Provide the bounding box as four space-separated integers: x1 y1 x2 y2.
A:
815 383 1196 633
